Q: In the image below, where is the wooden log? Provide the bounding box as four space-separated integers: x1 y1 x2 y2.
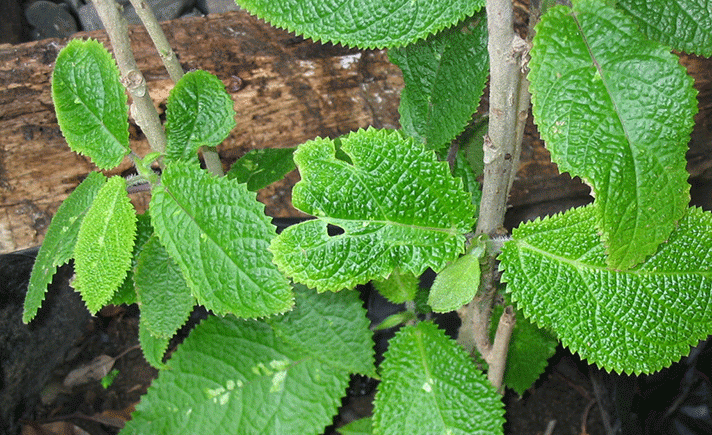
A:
1 9 710 254
0 10 403 253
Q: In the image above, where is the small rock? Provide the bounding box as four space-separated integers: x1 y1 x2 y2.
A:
78 0 197 31
25 0 78 40
196 0 240 15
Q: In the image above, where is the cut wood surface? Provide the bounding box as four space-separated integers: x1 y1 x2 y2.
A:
0 9 710 254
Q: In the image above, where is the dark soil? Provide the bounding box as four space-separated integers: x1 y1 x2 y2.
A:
2 260 609 435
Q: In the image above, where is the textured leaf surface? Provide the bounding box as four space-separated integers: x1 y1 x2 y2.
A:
235 0 484 49
73 176 137 314
165 70 236 162
109 212 153 306
52 39 129 169
372 270 419 304
372 322 504 435
489 305 558 395
528 0 697 269
270 128 475 292
150 162 293 317
499 205 712 374
24 172 107 323
227 147 296 191
389 13 488 149
135 235 196 339
268 285 376 377
138 317 170 369
616 0 712 56
122 287 373 435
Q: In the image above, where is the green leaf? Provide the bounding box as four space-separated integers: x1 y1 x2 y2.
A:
428 244 484 313
51 39 130 169
528 0 697 269
150 161 293 317
165 70 236 163
453 146 483 210
109 212 154 306
23 171 107 323
389 13 489 149
372 269 419 304
135 235 196 339
268 286 376 378
227 147 296 191
489 305 558 396
138 319 170 370
121 287 373 435
338 417 373 435
615 0 712 56
499 205 712 374
234 0 485 49
270 128 476 292
73 176 137 314
373 311 417 331
372 322 504 435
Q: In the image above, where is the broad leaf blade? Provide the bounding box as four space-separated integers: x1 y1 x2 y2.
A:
52 39 130 169
227 147 296 191
122 287 373 435
165 70 236 163
616 0 712 56
500 205 712 374
270 128 476 292
150 162 293 317
23 171 107 323
135 235 196 339
389 13 489 149
372 322 504 435
268 285 376 378
528 1 697 269
428 251 481 313
73 176 137 314
234 0 484 49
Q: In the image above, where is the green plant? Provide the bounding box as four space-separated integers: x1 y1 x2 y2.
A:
21 0 712 433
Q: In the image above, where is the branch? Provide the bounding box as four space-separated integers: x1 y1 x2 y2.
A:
457 0 531 390
486 305 516 391
127 0 184 82
125 0 225 177
91 0 167 154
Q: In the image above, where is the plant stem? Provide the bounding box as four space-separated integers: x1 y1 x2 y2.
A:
201 146 225 176
127 0 184 83
91 0 167 154
487 305 516 391
125 0 225 177
457 0 531 389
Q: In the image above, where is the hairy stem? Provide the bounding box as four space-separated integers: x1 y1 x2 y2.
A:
91 0 167 154
457 0 531 389
127 0 184 82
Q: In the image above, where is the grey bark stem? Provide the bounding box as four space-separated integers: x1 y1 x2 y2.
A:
457 0 531 390
127 0 184 83
91 0 167 154
125 0 225 177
